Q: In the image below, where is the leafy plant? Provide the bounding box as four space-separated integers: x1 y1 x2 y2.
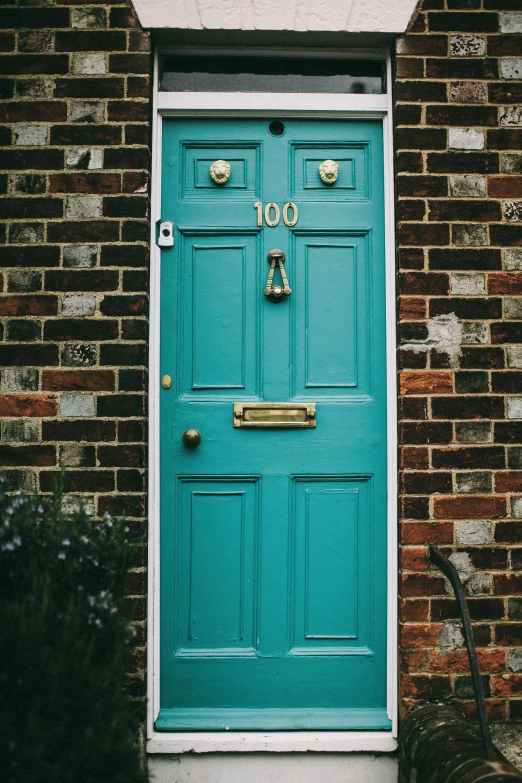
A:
0 476 148 783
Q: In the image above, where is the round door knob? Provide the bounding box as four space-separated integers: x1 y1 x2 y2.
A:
182 429 201 449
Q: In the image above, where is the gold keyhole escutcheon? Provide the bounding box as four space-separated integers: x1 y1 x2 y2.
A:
162 375 172 389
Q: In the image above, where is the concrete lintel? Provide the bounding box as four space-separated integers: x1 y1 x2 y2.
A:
131 0 419 35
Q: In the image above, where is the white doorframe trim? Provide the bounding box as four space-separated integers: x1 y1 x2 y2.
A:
147 48 398 754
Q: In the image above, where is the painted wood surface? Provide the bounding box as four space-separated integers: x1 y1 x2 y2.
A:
159 118 388 730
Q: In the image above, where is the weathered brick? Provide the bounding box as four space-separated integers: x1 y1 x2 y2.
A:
0 295 57 316
42 370 114 392
432 447 505 470
434 496 506 519
0 445 56 467
43 319 118 342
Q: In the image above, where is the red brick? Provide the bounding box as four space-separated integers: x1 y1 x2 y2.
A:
400 272 449 295
399 223 450 246
494 574 522 596
40 470 115 493
49 173 121 194
495 473 522 493
402 600 430 622
42 370 115 392
0 295 57 316
430 650 470 674
428 12 498 32
401 623 441 649
54 78 125 99
401 546 429 571
47 222 120 243
488 273 522 295
402 674 452 698
396 58 424 79
0 445 56 467
434 496 506 519
489 177 522 199
400 297 427 320
403 573 446 597
400 372 453 395
402 448 430 470
496 625 522 646
401 522 454 544
42 420 116 442
0 102 67 123
493 676 522 697
0 395 56 417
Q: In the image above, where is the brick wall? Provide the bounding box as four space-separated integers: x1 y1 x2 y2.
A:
397 0 522 723
0 0 151 695
2 0 522 730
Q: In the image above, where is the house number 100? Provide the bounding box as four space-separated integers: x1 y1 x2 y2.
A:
254 202 298 227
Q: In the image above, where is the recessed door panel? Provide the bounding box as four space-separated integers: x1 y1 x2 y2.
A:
291 143 369 200
292 233 370 397
291 477 374 656
179 232 260 398
174 480 259 657
179 143 260 200
160 118 388 731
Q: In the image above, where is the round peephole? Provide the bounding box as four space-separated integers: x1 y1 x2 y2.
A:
268 120 285 137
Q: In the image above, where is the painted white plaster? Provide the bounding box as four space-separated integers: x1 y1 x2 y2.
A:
456 520 492 546
508 397 522 419
59 394 95 418
501 58 522 80
401 313 463 368
501 14 522 34
438 621 464 654
507 346 522 368
131 0 418 33
148 753 398 783
448 128 484 150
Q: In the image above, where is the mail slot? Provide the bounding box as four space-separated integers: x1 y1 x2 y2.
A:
233 402 316 428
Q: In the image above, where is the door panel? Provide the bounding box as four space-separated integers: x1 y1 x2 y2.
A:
178 232 260 397
174 479 259 658
292 232 369 396
180 143 260 199
291 143 368 199
159 118 389 731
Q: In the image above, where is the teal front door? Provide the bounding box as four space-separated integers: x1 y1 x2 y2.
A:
158 118 389 731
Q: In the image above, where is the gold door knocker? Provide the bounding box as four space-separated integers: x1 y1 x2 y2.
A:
264 249 291 303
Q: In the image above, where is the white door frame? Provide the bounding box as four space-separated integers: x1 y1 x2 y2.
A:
147 47 398 754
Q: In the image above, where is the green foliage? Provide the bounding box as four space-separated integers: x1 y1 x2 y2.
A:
0 477 148 783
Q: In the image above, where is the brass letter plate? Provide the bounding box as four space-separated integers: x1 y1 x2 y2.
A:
233 402 316 428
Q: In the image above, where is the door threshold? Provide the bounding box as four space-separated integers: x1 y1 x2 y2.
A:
155 707 391 732
148 728 397 754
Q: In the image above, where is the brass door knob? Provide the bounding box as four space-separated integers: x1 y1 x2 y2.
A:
182 429 201 449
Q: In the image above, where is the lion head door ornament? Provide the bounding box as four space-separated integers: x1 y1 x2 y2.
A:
209 159 231 185
319 159 339 185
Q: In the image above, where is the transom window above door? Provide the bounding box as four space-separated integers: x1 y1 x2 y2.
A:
159 54 386 94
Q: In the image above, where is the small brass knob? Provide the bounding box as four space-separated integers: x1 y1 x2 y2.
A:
162 375 172 389
182 429 201 449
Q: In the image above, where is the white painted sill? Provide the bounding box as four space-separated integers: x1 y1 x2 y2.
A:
147 730 398 754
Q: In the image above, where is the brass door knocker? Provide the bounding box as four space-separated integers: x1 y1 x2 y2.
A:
264 249 291 303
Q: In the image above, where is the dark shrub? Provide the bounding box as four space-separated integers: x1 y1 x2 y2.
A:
0 477 148 783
